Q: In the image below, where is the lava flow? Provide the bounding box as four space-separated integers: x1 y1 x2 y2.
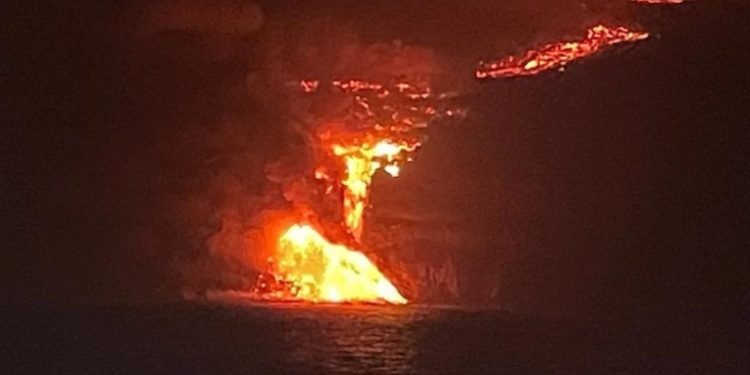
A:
255 77 460 304
476 24 649 79
313 79 457 240
258 224 407 304
255 22 652 305
321 137 418 240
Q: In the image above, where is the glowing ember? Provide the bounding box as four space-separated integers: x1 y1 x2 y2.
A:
476 24 649 79
260 224 407 304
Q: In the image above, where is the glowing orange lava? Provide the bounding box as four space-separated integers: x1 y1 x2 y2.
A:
258 140 413 303
327 138 418 239
255 78 459 304
262 224 407 304
476 24 649 79
254 21 656 305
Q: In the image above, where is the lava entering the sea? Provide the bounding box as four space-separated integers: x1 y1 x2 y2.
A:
476 24 649 79
254 76 461 304
251 19 657 305
256 224 407 304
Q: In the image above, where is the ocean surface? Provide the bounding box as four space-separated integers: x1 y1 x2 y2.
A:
4 300 739 374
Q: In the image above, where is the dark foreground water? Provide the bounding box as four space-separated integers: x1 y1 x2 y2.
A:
3 300 743 374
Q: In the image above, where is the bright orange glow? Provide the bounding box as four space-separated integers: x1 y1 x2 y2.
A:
330 139 418 239
308 78 458 240
256 77 460 304
476 24 649 79
266 224 407 304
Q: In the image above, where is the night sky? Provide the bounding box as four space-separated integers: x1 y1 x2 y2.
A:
4 0 748 329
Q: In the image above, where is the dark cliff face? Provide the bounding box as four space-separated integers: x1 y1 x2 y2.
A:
364 217 461 303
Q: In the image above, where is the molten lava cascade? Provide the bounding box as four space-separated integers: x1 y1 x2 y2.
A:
325 139 417 239
254 77 462 304
476 24 649 79
314 79 461 238
268 224 407 304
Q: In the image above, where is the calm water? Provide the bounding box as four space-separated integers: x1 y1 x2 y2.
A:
3 300 738 374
